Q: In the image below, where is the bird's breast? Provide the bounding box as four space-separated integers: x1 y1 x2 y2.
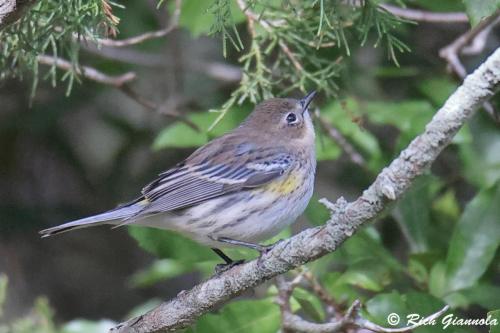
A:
263 173 302 195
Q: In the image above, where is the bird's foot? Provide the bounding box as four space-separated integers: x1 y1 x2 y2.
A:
214 259 245 275
257 239 285 257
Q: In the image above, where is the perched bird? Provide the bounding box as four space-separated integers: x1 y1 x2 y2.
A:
40 92 317 269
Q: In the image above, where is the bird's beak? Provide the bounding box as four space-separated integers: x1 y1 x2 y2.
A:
300 91 317 114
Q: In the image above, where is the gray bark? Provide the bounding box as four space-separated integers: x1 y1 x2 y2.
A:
0 0 35 30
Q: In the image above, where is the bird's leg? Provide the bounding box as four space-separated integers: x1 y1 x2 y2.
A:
216 237 280 256
212 248 244 274
212 248 234 264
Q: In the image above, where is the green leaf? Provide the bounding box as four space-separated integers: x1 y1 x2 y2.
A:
364 100 435 150
128 226 214 263
315 133 342 161
364 291 408 327
364 292 447 333
337 228 403 272
405 292 448 333
129 259 189 288
432 190 461 222
187 299 280 333
178 1 214 37
321 99 381 159
449 284 500 309
429 261 447 298
463 0 500 26
408 254 432 285
293 287 325 322
178 0 245 37
320 229 402 296
443 291 470 309
489 309 500 333
444 182 500 293
304 196 330 226
128 226 255 277
459 116 500 187
392 175 440 253
154 119 208 149
336 258 394 292
417 77 458 107
374 66 419 78
322 272 361 305
0 274 7 317
153 108 249 150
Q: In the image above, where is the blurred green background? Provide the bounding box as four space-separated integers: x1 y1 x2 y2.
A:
0 0 499 332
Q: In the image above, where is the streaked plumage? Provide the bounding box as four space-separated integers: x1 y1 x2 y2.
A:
40 93 317 253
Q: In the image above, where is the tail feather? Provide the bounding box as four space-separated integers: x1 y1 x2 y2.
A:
39 204 143 237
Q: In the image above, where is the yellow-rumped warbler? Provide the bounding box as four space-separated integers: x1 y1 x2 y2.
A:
40 92 317 268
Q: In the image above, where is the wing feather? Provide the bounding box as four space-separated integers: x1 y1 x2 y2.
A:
127 141 295 219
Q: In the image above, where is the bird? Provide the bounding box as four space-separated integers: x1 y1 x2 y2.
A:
40 91 317 270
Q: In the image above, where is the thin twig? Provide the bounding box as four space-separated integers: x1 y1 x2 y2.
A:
95 0 182 47
276 275 450 333
37 55 136 87
439 12 500 78
439 11 500 122
345 1 468 23
97 28 175 47
81 44 243 83
276 274 356 333
302 270 341 318
37 55 198 131
315 110 366 167
120 84 200 131
110 47 500 333
277 40 304 71
236 0 304 72
380 4 468 23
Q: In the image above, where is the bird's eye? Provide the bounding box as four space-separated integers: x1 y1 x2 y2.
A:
286 112 298 124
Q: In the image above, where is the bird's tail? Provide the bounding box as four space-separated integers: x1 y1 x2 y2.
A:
39 202 143 238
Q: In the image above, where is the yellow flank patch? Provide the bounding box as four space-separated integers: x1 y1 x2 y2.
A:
264 173 301 194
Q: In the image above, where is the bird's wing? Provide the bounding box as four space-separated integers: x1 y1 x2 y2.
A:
129 140 294 218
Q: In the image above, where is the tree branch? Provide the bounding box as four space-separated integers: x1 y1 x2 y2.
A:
440 11 500 79
119 85 200 132
94 0 182 47
37 55 199 131
110 48 500 333
301 270 341 319
380 4 468 23
0 0 36 30
345 1 468 23
37 55 136 87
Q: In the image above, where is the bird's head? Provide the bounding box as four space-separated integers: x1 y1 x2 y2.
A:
242 91 317 144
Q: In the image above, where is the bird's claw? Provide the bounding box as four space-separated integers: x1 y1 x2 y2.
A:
214 259 245 275
258 238 285 256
